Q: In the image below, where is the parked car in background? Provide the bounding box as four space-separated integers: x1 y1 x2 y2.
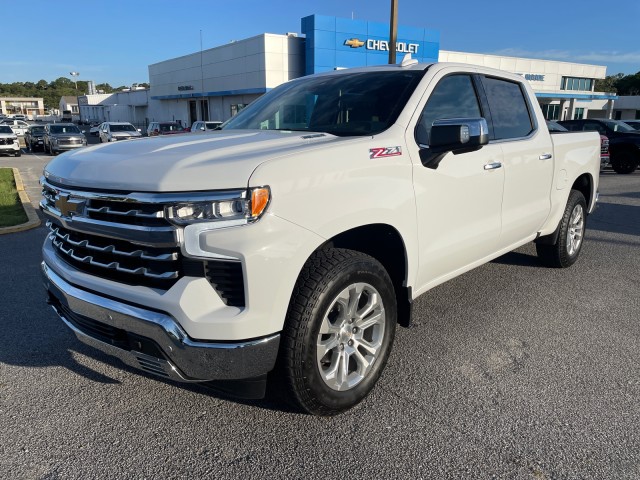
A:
547 121 609 169
190 120 223 133
147 122 185 136
12 114 27 121
99 122 143 143
623 120 640 130
0 124 20 157
24 124 46 151
43 123 87 155
89 122 102 136
1 119 30 136
558 118 640 174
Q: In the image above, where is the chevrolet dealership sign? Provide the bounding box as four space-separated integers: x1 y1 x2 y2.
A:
345 38 420 54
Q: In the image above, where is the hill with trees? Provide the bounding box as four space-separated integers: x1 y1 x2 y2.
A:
0 78 149 111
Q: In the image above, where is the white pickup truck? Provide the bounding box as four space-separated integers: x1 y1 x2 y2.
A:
41 61 600 415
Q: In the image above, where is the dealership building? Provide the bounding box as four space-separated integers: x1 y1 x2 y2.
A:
127 14 617 127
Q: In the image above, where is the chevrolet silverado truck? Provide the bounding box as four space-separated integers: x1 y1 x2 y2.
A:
41 61 600 416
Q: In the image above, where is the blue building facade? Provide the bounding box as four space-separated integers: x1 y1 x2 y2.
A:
301 15 440 75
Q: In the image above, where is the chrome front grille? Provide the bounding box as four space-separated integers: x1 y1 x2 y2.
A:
0 138 14 145
41 182 170 228
48 221 181 286
58 138 83 145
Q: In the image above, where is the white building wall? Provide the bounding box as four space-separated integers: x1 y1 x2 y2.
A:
438 50 606 91
148 34 304 123
439 51 610 119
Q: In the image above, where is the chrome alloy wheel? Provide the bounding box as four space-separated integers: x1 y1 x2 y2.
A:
316 282 386 391
566 203 584 256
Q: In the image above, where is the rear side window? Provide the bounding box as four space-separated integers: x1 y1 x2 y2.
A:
482 77 534 140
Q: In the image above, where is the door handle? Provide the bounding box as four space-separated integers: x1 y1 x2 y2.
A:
539 153 553 160
484 162 503 170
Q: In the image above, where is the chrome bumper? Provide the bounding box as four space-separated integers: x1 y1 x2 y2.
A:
42 261 280 382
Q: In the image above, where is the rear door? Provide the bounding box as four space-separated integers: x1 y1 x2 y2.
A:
479 75 554 246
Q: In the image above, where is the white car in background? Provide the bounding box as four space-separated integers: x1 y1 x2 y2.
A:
1 119 29 136
0 124 21 157
190 120 223 133
98 122 143 143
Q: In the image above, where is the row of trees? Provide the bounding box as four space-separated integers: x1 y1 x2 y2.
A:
595 72 640 96
0 78 149 110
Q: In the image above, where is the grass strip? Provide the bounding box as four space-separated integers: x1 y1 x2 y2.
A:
0 168 28 227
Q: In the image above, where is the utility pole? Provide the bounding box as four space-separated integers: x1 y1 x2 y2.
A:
388 0 398 64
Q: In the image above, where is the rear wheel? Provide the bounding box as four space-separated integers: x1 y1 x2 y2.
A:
610 150 638 174
280 248 397 416
536 190 587 268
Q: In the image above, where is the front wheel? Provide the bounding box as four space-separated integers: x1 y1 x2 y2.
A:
14 150 21 157
536 190 587 268
280 248 397 416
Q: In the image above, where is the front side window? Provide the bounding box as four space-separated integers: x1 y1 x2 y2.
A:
416 74 481 145
482 76 534 140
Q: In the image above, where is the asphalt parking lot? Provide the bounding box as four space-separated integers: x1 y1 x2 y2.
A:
0 152 638 478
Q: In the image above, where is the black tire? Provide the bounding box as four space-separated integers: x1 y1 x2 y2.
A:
15 150 21 157
279 248 397 416
536 190 587 268
610 150 638 174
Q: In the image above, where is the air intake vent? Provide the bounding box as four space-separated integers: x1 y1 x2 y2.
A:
205 261 245 307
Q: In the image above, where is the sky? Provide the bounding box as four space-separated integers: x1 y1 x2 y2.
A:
2 0 639 86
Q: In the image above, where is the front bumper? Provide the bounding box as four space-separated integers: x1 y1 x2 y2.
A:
42 261 280 382
0 143 20 152
52 144 85 152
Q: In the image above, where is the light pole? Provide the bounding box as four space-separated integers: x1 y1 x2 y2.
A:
70 71 79 90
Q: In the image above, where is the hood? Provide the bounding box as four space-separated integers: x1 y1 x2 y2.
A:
44 129 342 192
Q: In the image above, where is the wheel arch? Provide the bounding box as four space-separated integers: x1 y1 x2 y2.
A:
571 173 594 212
314 223 413 328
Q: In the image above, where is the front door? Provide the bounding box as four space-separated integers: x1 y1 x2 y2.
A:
406 70 505 293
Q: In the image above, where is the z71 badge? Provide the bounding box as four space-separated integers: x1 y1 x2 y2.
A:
369 146 402 159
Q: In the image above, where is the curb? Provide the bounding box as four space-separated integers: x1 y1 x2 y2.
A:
0 168 41 235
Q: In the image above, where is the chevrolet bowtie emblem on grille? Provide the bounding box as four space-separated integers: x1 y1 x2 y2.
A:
344 38 365 48
55 193 85 217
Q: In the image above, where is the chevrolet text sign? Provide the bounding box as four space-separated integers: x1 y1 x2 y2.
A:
345 38 420 54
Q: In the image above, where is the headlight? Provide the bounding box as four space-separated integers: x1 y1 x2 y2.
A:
165 186 270 227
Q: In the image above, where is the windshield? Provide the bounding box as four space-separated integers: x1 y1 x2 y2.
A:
110 124 136 132
603 120 635 132
205 122 222 129
222 70 424 136
50 125 81 134
30 126 45 134
0 126 13 134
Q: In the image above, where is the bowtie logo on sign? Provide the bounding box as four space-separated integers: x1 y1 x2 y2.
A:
344 38 419 54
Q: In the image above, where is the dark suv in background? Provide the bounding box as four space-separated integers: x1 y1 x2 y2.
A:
43 123 87 155
558 119 640 174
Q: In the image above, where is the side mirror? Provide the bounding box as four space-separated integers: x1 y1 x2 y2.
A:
137 128 141 132
153 129 159 135
419 118 489 169
200 126 205 131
